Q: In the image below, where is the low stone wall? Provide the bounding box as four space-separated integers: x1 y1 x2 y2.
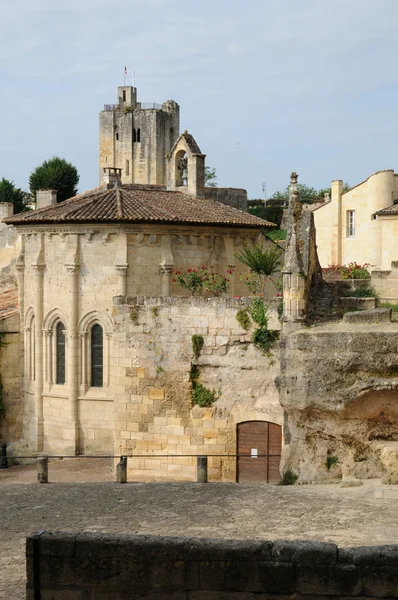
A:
26 532 398 599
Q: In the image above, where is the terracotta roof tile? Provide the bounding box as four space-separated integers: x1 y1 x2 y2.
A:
375 203 398 216
0 289 18 320
5 185 275 228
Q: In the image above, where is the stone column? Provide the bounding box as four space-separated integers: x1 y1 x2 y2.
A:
159 265 173 296
116 265 128 296
32 263 44 452
65 234 80 455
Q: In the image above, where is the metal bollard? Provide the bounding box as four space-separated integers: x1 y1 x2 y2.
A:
197 456 208 483
116 455 127 483
37 456 48 483
0 443 8 469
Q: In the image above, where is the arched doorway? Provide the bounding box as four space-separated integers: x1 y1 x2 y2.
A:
237 421 282 483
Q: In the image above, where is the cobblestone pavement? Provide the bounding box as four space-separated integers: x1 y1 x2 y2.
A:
0 459 397 599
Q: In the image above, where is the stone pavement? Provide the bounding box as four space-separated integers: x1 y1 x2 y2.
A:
0 459 397 599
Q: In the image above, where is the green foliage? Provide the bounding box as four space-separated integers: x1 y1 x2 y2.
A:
350 284 376 298
192 383 219 407
0 178 31 214
173 266 232 296
204 166 217 187
338 262 371 280
265 229 286 242
248 297 269 327
151 307 159 318
189 363 200 382
252 327 279 352
248 205 283 228
326 455 339 470
277 300 283 318
29 156 79 203
278 469 298 485
130 306 139 325
270 182 350 205
379 302 398 312
123 105 133 113
191 335 204 360
236 308 250 331
156 365 164 374
235 243 282 278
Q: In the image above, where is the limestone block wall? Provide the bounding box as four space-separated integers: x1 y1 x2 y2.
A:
0 314 22 444
26 532 398 600
112 296 282 481
204 186 248 211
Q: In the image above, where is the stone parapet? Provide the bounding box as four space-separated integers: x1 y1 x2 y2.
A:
26 532 398 599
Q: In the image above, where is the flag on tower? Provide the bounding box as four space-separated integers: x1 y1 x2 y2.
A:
124 66 127 75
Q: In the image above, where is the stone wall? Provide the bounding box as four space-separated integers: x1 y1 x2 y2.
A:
112 296 282 481
0 313 22 444
26 532 398 599
204 186 248 211
372 263 398 302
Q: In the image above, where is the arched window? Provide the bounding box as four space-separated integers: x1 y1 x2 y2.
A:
91 324 103 387
56 322 66 385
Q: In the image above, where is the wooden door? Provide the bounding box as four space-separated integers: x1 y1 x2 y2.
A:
237 421 282 483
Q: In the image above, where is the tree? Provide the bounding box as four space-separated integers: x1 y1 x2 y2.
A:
270 182 350 205
205 166 217 187
29 157 79 203
0 178 30 214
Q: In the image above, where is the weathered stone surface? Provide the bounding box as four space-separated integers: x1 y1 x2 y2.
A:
343 308 391 324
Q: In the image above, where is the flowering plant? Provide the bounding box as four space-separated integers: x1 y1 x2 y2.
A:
172 266 233 296
326 263 371 280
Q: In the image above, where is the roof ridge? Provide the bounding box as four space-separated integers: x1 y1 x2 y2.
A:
116 187 123 218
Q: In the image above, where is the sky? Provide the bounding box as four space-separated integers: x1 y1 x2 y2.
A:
1 0 398 199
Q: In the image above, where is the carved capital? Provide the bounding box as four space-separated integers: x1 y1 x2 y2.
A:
44 329 53 338
32 263 45 274
79 331 88 339
115 264 128 276
159 265 173 276
65 264 80 274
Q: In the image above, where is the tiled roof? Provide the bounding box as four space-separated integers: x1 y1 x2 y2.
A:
5 185 276 228
0 289 18 320
375 203 398 216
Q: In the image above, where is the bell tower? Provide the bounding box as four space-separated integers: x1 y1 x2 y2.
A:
99 85 180 185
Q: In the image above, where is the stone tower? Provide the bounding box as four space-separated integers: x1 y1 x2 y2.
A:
99 86 180 185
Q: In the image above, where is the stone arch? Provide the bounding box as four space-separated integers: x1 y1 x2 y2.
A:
24 305 35 329
78 310 113 389
43 307 69 332
175 149 188 187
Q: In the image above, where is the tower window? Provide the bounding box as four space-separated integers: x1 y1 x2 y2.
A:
137 128 141 143
91 324 103 388
122 90 126 102
56 322 66 385
116 132 119 141
126 160 130 176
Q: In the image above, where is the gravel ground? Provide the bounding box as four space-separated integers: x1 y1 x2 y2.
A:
0 458 397 599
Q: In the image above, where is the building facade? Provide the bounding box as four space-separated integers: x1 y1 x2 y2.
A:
314 169 398 270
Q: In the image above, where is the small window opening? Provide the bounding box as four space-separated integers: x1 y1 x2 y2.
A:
133 129 137 143
56 322 66 385
116 132 119 141
137 128 141 143
91 324 103 388
122 90 126 102
347 210 355 238
126 160 130 176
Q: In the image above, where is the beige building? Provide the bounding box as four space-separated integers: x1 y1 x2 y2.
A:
2 155 282 481
313 169 398 270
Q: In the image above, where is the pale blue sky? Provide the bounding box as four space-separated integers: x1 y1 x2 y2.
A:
1 0 398 198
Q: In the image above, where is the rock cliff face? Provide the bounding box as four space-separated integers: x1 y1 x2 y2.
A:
277 321 398 483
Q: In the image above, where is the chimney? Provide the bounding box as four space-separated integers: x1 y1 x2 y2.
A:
36 189 57 209
0 202 14 223
102 167 122 187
